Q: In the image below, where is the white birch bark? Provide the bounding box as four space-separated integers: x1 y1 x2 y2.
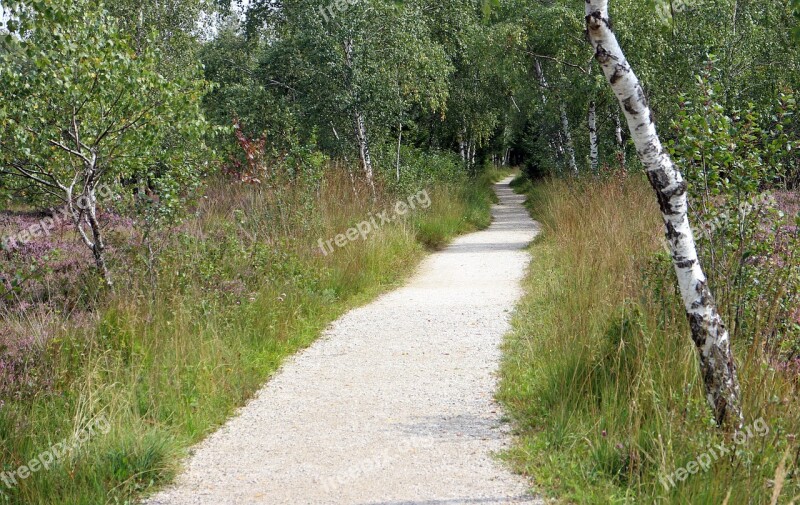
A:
534 58 567 165
468 140 476 169
588 100 599 173
344 38 376 198
353 109 376 196
533 58 549 105
614 112 626 169
585 0 742 427
396 122 402 183
560 104 578 174
459 127 468 165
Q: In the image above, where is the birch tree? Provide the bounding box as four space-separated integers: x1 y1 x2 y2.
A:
343 37 376 197
614 112 626 169
560 105 578 174
588 100 598 173
0 0 207 287
585 0 743 427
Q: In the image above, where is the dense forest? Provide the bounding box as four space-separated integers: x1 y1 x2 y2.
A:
1 0 799 503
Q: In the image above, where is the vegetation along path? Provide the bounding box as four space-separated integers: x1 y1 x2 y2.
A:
146 177 540 505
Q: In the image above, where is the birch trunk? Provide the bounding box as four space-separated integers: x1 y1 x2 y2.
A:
63 165 112 287
614 112 626 169
459 127 468 165
585 0 742 427
396 122 402 183
588 100 599 173
470 141 477 169
533 58 548 105
353 109 376 197
560 104 578 174
534 58 566 165
344 38 376 198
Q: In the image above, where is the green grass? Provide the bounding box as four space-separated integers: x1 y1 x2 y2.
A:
499 175 800 504
0 167 500 504
415 167 511 249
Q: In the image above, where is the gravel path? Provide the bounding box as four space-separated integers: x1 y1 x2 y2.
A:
146 177 541 505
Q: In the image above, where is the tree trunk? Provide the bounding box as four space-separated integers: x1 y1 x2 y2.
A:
459 127 468 165
585 0 742 427
468 140 476 170
85 188 112 287
396 122 402 183
588 100 599 173
534 58 566 165
533 58 549 105
560 104 578 174
614 112 626 169
344 38 376 199
65 179 112 288
352 109 375 197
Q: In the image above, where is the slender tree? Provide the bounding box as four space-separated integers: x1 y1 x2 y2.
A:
0 0 207 287
588 100 598 173
585 0 743 427
614 111 626 170
560 104 578 174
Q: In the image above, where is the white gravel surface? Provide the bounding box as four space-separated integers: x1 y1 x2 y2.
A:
146 177 541 505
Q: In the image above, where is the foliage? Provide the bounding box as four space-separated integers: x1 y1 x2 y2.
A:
0 0 209 278
668 67 800 362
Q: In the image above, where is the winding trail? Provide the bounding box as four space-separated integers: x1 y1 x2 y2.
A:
147 177 541 505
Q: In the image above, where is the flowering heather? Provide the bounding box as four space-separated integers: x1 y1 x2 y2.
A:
0 208 134 313
0 321 55 403
774 190 800 217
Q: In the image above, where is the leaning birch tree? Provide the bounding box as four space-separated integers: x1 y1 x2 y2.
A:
585 0 743 427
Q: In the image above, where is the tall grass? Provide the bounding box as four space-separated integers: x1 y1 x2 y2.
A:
500 175 800 504
0 166 500 504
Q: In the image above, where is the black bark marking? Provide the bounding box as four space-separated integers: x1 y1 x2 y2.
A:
645 169 683 215
664 220 682 241
595 44 612 65
662 180 687 200
610 63 628 84
688 313 707 347
622 96 636 116
641 140 660 157
636 85 649 110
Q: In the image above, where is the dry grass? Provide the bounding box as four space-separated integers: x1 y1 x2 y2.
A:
0 164 498 504
500 174 800 504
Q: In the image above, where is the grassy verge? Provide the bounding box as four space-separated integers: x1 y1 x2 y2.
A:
499 175 800 504
0 167 503 504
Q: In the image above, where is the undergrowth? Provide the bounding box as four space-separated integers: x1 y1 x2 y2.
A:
0 164 507 504
500 175 800 504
